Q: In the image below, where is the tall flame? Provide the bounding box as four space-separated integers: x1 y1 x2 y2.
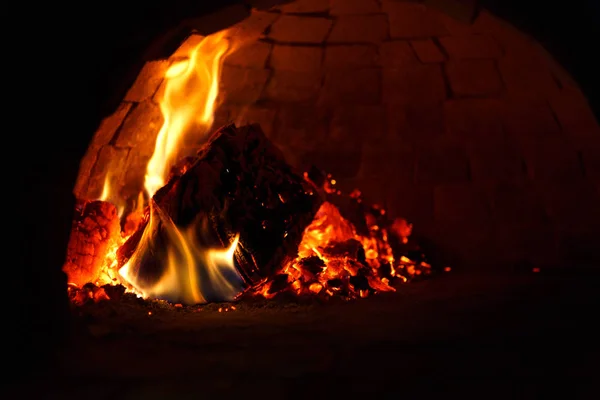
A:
145 31 234 198
118 30 247 305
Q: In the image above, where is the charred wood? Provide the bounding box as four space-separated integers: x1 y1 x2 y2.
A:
117 123 323 287
63 200 121 287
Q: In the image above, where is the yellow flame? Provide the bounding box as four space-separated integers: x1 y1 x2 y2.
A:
118 204 244 305
145 31 235 198
99 173 126 218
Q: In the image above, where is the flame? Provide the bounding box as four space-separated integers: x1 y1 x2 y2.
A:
145 31 236 198
99 173 126 218
118 204 244 305
116 31 246 304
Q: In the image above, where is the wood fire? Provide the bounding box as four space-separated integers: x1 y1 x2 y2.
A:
63 28 434 308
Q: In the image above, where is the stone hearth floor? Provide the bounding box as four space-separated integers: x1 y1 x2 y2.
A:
19 270 600 398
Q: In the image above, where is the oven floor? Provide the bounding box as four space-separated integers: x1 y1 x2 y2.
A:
20 269 599 398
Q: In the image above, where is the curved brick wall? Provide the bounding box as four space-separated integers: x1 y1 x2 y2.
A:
76 0 600 271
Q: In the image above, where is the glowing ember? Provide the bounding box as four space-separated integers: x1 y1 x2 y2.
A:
251 181 432 301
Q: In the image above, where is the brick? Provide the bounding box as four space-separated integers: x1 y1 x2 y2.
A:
303 141 363 179
574 136 600 179
487 182 547 225
539 180 600 231
330 0 380 14
425 223 496 269
90 102 134 149
331 107 391 178
428 6 474 37
438 35 502 59
124 61 169 102
380 41 420 68
274 105 330 151
383 2 448 38
445 59 503 97
498 51 559 98
270 45 323 72
230 105 277 139
211 104 236 131
548 87 600 138
467 139 525 182
443 98 504 144
357 136 415 183
115 101 163 153
492 222 557 268
86 145 130 200
324 45 379 68
264 70 323 102
388 103 445 143
424 0 479 24
122 149 152 199
520 137 583 182
415 138 469 184
503 97 561 140
434 183 491 223
73 103 133 198
276 0 329 13
386 184 435 226
226 10 279 40
319 69 381 105
268 16 332 43
410 39 445 63
327 15 388 43
382 64 446 105
220 66 270 104
170 34 204 59
331 105 387 141
225 41 272 69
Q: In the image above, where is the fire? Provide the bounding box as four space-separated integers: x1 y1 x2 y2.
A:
251 175 432 301
65 29 435 308
117 31 244 304
145 31 236 198
99 173 127 219
119 206 244 305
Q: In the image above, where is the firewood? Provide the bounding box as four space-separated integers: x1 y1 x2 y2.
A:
118 123 323 289
62 200 121 287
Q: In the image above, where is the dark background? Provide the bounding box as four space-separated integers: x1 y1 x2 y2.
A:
18 0 600 379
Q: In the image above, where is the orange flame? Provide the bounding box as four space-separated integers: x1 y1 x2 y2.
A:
145 31 236 198
99 173 126 218
118 31 246 304
119 205 244 304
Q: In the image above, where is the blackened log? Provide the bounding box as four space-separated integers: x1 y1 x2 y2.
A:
118 123 323 286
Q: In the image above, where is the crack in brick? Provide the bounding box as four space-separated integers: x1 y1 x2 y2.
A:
546 99 564 133
284 12 332 18
109 102 138 147
430 37 454 98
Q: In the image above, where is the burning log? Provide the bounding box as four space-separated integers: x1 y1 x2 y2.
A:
117 123 323 304
63 200 122 287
